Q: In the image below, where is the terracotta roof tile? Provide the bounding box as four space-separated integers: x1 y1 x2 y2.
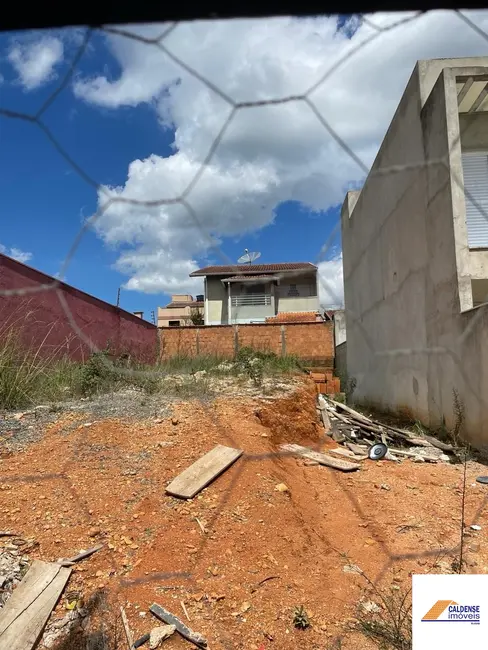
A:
222 275 276 281
265 311 322 323
190 262 316 277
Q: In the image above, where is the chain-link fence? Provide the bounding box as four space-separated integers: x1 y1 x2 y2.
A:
2 11 488 649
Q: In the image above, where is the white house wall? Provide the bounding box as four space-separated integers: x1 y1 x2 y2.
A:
206 276 228 325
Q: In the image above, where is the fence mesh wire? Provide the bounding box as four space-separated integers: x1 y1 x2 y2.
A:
1 10 488 649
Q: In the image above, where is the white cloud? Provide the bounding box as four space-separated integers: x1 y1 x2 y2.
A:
8 36 64 90
318 255 344 309
0 244 32 263
72 11 488 294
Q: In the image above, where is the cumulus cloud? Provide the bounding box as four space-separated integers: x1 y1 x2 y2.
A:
0 244 32 263
73 11 488 294
8 36 64 90
318 255 344 309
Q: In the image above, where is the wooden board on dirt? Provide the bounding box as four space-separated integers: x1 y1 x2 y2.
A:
328 447 368 461
0 559 71 650
280 443 360 472
166 444 243 499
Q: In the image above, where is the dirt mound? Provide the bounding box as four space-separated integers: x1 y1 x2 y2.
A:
254 381 321 446
2 380 488 650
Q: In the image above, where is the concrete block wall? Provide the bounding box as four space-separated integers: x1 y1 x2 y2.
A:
159 321 334 365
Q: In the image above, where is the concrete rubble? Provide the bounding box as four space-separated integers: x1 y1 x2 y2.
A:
149 624 176 649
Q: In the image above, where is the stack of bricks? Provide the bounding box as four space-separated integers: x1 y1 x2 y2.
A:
310 371 341 395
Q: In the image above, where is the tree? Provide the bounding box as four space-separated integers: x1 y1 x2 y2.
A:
189 308 204 325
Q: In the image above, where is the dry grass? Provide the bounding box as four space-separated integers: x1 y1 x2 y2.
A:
0 324 303 411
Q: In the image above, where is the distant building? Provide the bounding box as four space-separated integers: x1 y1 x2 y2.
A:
189 262 319 325
157 294 204 327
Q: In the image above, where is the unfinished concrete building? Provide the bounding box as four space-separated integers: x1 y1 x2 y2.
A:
341 56 488 449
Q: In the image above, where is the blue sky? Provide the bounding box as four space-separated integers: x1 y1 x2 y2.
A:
0 18 359 319
1 12 485 319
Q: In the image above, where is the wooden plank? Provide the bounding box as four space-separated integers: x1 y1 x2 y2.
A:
328 447 368 461
421 434 455 452
328 399 374 425
280 443 360 472
345 442 368 455
59 543 104 567
120 605 134 649
319 407 331 432
165 444 243 499
0 559 71 650
327 446 356 458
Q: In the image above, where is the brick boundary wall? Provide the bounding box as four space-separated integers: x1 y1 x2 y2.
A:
0 254 158 363
159 321 334 365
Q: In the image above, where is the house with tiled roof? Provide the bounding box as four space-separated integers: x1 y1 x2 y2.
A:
189 262 320 325
157 294 204 327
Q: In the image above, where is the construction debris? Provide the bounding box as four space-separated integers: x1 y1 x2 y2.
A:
281 443 360 472
40 607 88 649
368 443 388 461
149 625 176 649
149 603 207 648
134 633 151 649
0 548 30 608
318 395 457 465
58 543 104 567
0 560 71 650
120 605 135 649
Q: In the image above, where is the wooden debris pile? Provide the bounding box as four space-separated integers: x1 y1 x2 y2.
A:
317 395 458 464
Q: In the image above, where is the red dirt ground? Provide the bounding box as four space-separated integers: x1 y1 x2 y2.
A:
1 378 488 649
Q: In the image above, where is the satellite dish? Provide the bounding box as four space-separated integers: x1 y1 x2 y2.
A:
237 249 262 265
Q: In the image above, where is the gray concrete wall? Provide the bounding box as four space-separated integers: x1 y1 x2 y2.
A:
342 57 488 449
342 63 431 422
334 309 346 347
335 342 347 386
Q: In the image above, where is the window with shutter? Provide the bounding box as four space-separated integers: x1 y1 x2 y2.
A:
461 152 488 248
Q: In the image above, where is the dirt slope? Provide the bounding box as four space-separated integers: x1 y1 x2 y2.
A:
1 379 487 649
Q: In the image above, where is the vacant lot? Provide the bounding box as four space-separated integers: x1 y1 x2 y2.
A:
1 375 487 650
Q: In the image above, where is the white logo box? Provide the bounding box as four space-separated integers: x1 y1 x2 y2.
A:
413 574 488 649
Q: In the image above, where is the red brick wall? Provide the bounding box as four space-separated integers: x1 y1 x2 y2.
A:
160 322 334 363
237 325 282 355
285 322 334 365
0 254 158 363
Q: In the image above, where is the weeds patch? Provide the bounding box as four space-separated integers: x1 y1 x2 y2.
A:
0 333 301 411
352 570 412 650
0 328 82 409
